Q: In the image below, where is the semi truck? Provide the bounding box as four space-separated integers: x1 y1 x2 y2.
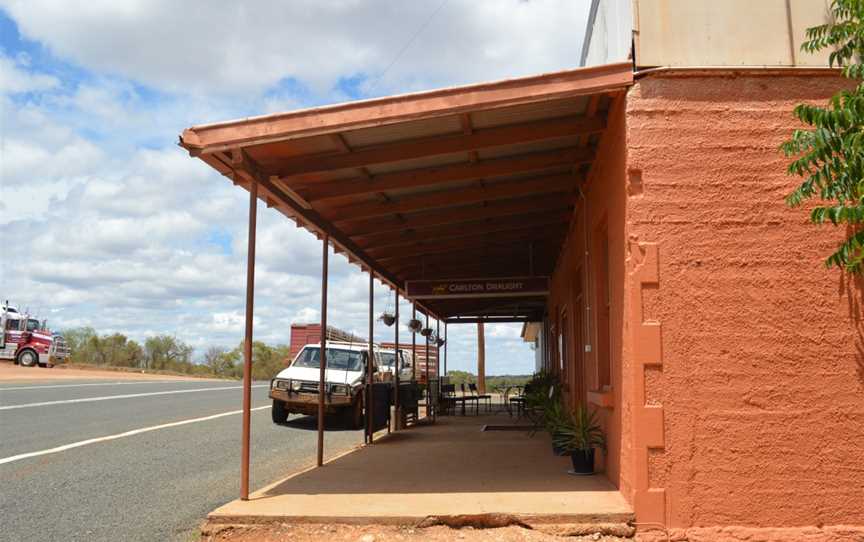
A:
1 304 70 367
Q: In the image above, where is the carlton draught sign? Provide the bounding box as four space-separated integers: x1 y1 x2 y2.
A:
405 277 549 299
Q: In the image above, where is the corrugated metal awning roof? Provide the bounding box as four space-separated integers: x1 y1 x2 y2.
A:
179 62 633 322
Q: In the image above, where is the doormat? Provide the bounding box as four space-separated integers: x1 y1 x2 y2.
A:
481 425 534 431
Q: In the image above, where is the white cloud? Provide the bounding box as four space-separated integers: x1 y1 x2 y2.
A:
0 1 552 373
0 51 58 93
1 0 589 96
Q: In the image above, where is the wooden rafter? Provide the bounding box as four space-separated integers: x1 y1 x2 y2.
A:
380 235 565 269
266 115 604 178
369 227 564 261
352 210 571 250
302 147 593 203
180 63 633 154
339 194 575 236
322 172 579 221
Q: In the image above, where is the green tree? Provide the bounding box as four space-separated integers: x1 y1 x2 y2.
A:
783 0 864 272
144 335 193 370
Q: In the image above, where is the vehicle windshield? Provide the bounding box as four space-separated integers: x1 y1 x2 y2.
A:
26 319 40 332
379 352 396 368
293 347 365 372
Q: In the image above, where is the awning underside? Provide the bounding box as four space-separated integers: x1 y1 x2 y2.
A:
180 63 633 322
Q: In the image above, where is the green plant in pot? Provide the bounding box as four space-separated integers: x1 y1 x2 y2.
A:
553 406 606 475
543 400 569 456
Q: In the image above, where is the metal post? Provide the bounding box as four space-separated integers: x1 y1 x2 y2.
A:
240 179 257 501
411 305 416 381
316 235 329 467
394 290 400 430
367 272 374 444
434 318 440 422
425 312 430 420
444 322 448 376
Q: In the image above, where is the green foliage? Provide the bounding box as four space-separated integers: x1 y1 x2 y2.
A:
57 327 287 379
552 405 606 453
62 327 145 368
784 0 864 272
443 370 532 392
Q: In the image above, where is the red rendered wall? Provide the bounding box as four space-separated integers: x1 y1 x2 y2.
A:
625 71 864 535
546 94 632 499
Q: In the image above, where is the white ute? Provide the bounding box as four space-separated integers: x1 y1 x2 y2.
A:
269 341 380 429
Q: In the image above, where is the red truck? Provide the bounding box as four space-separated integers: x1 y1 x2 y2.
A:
1 304 70 367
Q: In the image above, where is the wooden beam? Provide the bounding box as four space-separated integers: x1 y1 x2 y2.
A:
352 210 571 251
445 317 536 324
180 63 633 154
339 194 575 237
380 235 565 269
269 115 604 178
368 227 563 261
323 172 579 221
302 147 593 203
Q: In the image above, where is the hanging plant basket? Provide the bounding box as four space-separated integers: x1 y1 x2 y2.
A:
436 338 445 347
408 319 423 333
379 312 396 327
420 327 433 337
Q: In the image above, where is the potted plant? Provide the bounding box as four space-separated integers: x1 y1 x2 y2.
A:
408 319 422 333
420 327 433 337
553 406 606 475
379 311 396 327
543 400 569 456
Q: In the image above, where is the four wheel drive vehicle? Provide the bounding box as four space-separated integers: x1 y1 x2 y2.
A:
269 341 385 429
0 305 70 368
377 348 414 381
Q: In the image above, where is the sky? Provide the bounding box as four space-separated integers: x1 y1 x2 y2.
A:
0 0 589 375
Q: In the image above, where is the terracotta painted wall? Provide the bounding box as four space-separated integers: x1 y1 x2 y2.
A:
625 71 864 535
547 93 632 499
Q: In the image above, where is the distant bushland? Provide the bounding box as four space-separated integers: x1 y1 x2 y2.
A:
444 369 531 391
60 327 290 380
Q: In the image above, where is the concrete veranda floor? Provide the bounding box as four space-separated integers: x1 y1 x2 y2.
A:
209 412 634 526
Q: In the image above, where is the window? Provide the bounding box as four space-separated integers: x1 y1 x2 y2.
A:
594 224 611 389
292 347 365 372
5 318 19 331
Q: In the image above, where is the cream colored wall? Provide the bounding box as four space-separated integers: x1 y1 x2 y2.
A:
634 0 832 67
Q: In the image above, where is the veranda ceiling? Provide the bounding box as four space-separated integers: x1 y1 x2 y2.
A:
179 62 633 322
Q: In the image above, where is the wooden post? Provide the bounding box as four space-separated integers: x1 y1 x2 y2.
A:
367 272 374 444
240 178 257 501
316 235 329 467
394 290 400 430
477 321 486 395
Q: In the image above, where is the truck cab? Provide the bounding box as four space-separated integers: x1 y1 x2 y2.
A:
269 341 382 428
0 304 69 367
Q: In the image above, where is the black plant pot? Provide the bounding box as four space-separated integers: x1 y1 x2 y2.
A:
570 448 595 475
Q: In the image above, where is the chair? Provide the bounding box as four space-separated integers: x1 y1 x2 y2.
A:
439 383 457 416
459 383 480 415
523 384 555 437
468 383 492 413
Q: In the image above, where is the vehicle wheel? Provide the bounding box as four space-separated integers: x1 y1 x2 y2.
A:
271 399 288 424
348 397 364 429
17 349 38 368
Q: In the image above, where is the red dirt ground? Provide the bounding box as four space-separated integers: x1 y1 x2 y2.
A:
200 523 633 542
0 361 220 382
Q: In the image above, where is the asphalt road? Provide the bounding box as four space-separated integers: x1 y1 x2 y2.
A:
0 378 363 542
